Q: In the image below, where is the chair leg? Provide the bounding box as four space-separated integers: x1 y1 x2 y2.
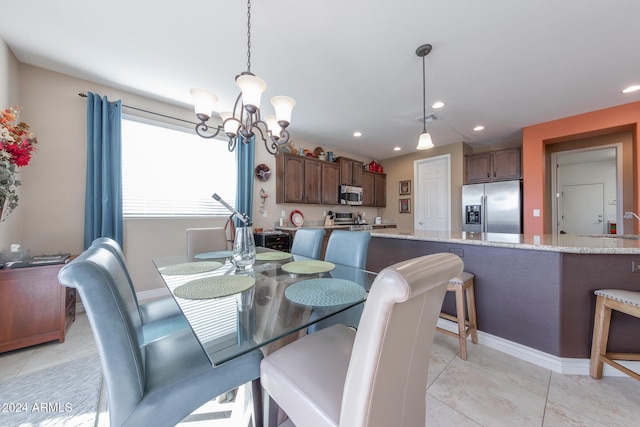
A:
590 295 612 379
263 389 280 427
454 286 468 360
465 281 478 344
250 379 263 427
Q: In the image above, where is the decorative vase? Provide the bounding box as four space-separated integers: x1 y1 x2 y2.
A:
233 226 256 269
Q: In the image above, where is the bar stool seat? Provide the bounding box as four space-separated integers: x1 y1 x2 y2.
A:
436 271 478 360
590 289 640 381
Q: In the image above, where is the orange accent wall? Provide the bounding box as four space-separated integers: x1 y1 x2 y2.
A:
522 101 640 235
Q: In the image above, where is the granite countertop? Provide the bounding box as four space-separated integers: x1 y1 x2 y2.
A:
275 224 395 232
369 228 640 254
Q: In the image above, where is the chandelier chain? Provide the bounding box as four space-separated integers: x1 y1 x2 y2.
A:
246 0 252 73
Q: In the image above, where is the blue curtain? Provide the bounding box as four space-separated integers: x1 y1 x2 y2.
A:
235 135 255 227
84 92 123 249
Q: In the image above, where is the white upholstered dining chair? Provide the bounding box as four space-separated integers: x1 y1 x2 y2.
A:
186 227 229 261
260 252 463 427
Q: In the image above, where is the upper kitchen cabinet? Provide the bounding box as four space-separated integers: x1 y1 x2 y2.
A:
321 161 340 204
362 171 386 207
337 157 363 186
465 147 521 183
276 154 336 204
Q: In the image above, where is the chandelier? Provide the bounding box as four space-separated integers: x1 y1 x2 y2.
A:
190 0 295 155
416 43 434 150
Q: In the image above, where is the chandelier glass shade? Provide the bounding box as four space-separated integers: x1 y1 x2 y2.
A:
416 43 434 150
190 0 295 155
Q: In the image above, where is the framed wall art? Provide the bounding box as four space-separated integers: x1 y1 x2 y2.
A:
399 198 411 213
399 180 411 195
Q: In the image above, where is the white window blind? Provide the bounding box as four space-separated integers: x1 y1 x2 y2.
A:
122 117 237 217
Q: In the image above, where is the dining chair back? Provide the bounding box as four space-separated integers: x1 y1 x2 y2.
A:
260 252 463 427
307 230 371 333
290 228 326 259
58 244 263 427
324 230 371 269
92 237 188 344
186 227 229 261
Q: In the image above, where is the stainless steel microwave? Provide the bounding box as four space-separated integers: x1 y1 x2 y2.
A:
339 185 363 205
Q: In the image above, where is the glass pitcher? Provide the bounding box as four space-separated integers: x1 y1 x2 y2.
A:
233 226 256 269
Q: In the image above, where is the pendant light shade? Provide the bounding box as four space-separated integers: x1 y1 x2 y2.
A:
236 74 267 113
271 96 296 126
220 112 241 137
190 88 218 121
264 115 280 136
417 130 434 150
416 43 434 150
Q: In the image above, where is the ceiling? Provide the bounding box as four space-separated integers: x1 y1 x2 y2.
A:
2 0 640 161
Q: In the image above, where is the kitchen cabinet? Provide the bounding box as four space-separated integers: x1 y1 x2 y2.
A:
0 262 76 353
276 154 336 204
465 147 521 183
321 161 340 204
337 157 363 186
304 157 322 204
362 171 386 207
374 173 386 207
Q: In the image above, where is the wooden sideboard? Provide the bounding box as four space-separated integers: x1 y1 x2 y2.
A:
0 262 76 353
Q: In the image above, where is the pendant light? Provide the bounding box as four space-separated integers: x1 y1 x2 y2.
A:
416 43 434 150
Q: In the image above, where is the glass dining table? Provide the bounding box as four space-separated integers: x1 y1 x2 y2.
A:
153 248 376 366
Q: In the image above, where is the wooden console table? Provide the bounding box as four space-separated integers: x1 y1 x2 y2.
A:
0 262 76 353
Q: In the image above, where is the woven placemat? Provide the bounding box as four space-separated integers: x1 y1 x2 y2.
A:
255 251 292 261
160 261 223 276
195 251 233 260
285 278 366 307
282 260 335 275
173 275 256 299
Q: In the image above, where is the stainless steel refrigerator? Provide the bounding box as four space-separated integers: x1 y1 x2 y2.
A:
462 180 522 233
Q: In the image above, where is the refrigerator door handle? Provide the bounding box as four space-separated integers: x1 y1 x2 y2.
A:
482 195 487 232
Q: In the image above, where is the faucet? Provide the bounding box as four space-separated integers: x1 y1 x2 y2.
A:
624 212 640 221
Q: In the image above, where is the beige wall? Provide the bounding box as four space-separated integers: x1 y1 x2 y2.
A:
0 38 22 250
378 142 466 232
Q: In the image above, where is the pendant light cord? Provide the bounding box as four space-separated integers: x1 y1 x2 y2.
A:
422 54 427 133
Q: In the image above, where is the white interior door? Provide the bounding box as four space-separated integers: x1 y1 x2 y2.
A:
414 155 450 231
560 183 605 234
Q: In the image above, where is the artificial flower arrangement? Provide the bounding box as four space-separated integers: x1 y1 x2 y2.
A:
0 106 38 220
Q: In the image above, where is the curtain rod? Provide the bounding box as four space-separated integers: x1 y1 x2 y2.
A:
78 92 198 126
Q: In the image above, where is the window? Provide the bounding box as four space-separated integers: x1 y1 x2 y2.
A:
122 117 237 217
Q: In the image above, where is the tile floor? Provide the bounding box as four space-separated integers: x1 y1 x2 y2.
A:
2 313 640 426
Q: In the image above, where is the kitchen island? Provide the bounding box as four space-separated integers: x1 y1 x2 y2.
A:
367 229 640 370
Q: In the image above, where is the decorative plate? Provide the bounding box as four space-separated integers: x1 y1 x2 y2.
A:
255 164 271 181
290 210 304 227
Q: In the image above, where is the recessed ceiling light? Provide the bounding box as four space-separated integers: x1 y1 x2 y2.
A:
473 125 485 132
353 131 362 137
393 146 401 151
622 85 640 94
432 101 445 109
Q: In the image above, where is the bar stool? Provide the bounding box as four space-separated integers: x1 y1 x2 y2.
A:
436 272 478 360
590 289 640 381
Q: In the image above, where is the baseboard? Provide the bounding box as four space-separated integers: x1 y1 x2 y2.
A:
436 318 639 377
